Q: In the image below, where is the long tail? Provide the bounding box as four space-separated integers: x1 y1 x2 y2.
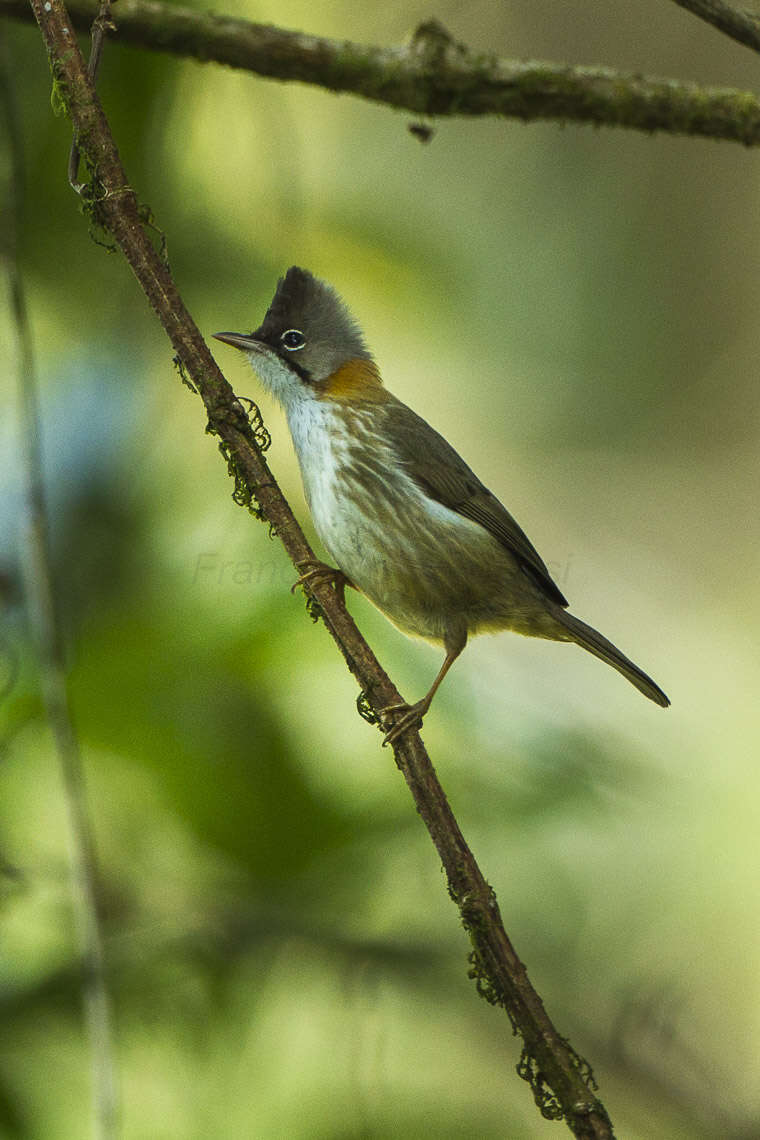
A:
554 609 670 708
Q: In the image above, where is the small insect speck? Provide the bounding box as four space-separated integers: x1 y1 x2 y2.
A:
409 122 435 144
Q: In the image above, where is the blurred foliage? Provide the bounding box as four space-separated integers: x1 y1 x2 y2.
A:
2 1 760 1138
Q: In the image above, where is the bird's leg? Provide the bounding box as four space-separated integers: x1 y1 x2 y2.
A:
380 634 465 747
291 558 353 605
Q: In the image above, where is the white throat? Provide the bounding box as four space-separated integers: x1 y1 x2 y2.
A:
245 347 312 415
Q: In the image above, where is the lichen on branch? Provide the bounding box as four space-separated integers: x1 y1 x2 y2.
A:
6 0 760 145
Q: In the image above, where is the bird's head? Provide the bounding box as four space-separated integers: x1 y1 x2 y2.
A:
214 267 385 409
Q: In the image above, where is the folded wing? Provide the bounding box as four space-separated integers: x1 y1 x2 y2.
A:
383 399 568 608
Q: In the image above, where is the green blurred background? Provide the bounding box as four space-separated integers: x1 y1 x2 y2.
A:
2 1 759 1137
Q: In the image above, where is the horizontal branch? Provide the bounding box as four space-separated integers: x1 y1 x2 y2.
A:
6 0 760 145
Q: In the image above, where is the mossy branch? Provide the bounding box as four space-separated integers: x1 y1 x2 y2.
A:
5 0 760 145
27 1 617 1135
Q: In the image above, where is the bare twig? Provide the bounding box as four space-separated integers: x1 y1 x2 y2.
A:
670 0 760 54
0 33 118 1140
26 1 617 1135
4 0 760 146
68 0 114 192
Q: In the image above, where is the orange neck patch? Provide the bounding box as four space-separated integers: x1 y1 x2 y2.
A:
318 358 388 403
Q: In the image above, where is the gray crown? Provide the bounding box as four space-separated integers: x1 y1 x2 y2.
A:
254 267 373 374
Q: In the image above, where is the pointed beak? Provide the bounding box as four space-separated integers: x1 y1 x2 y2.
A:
212 331 262 352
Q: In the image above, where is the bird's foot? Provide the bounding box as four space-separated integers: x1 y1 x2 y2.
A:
379 699 427 747
291 558 351 604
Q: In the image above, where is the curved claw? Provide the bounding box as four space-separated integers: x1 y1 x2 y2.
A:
377 643 463 747
379 700 426 747
291 558 350 604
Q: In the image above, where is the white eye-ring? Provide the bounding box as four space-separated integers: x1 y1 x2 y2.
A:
280 329 306 351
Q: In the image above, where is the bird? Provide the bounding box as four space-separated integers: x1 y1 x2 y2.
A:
214 267 669 744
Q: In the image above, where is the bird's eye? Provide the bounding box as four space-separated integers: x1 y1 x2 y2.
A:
280 329 305 351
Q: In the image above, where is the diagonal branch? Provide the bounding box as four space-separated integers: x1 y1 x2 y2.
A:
27 1 615 1135
4 0 760 146
670 0 760 54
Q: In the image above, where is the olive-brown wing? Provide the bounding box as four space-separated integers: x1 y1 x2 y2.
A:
383 398 568 608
